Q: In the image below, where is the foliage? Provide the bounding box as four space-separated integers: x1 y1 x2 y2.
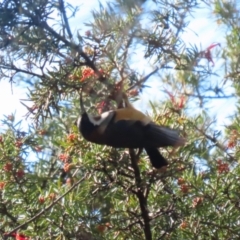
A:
0 0 240 239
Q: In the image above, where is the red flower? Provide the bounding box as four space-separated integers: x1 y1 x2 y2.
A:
80 67 95 82
85 30 91 37
216 159 229 174
192 197 204 208
63 163 76 172
180 184 190 193
38 129 47 135
5 232 30 240
0 181 6 190
34 146 42 152
49 193 56 201
165 90 185 110
3 162 13 172
128 89 139 97
177 178 185 185
67 133 77 142
96 101 107 114
7 115 14 121
15 140 23 149
201 43 220 66
38 196 45 204
59 153 69 163
16 169 25 178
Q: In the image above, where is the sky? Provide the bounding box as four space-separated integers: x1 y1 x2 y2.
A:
0 1 234 130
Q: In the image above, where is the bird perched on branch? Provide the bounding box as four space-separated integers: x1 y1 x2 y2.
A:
77 93 185 169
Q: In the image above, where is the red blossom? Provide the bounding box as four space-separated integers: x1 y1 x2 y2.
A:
38 196 45 204
3 162 13 172
178 95 185 109
165 90 185 110
227 129 238 149
80 67 95 82
63 163 70 172
177 178 185 185
85 30 91 37
5 232 30 240
49 192 56 201
38 129 47 135
96 101 108 114
180 184 190 193
66 178 72 186
15 140 23 148
202 43 220 66
67 133 77 142
192 197 204 208
29 105 38 112
7 115 14 121
216 159 229 174
80 67 104 82
227 140 236 149
128 89 139 97
34 146 42 152
63 163 75 172
0 181 6 190
59 153 69 163
16 169 25 178
179 221 188 229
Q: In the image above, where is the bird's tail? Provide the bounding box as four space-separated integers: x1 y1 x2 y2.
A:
145 147 168 169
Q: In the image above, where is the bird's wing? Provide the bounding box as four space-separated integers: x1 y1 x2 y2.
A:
144 122 185 148
104 119 184 149
104 120 146 148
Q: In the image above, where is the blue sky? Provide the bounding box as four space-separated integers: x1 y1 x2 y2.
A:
0 1 233 130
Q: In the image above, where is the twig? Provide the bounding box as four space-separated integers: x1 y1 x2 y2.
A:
195 127 235 162
58 0 73 39
127 67 159 91
129 149 152 240
185 93 235 99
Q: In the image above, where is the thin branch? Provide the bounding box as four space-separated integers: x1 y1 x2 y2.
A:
58 0 73 39
0 65 43 79
128 67 159 91
129 149 152 240
185 93 235 99
195 127 236 162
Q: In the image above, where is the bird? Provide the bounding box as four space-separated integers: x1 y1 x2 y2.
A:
77 93 185 168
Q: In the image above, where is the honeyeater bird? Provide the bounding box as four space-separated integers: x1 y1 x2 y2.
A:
77 93 185 168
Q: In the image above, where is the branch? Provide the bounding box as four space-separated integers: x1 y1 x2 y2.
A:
58 0 73 39
195 127 236 162
185 93 235 99
129 149 152 240
0 65 43 79
4 174 88 239
128 67 159 91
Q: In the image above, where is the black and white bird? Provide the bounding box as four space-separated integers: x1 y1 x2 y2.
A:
77 94 185 168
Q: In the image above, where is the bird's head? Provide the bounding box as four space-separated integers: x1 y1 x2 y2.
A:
76 91 115 143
